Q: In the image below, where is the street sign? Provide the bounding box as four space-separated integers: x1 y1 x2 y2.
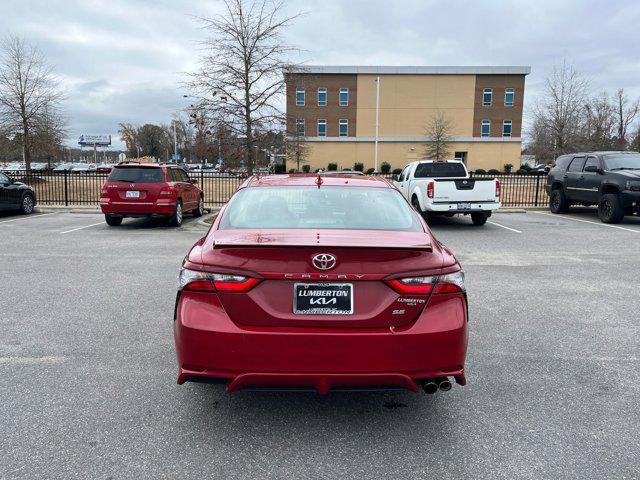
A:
171 154 181 162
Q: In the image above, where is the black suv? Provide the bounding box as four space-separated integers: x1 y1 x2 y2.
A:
546 151 640 223
0 171 36 214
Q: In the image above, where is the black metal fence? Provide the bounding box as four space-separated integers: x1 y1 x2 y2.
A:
3 170 549 208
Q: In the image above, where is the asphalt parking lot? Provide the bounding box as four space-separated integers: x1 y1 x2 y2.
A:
1 209 639 479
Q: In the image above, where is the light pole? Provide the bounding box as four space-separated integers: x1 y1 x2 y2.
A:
374 76 381 172
172 120 178 162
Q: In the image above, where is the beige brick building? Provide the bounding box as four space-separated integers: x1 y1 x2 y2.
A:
285 66 530 172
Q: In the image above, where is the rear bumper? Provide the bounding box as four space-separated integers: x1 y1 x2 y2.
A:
99 199 176 216
173 291 469 394
427 202 500 213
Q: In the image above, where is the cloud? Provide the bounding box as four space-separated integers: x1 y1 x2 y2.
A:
1 0 639 149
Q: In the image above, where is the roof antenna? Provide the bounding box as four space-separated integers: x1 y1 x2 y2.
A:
315 174 323 188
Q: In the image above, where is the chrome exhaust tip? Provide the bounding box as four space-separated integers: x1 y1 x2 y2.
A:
438 379 452 392
423 381 439 394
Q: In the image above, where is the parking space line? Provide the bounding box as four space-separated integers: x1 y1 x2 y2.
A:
533 212 640 233
0 213 56 224
487 221 522 233
60 222 104 234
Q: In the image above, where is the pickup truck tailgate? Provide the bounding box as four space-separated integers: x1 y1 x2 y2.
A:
433 178 497 202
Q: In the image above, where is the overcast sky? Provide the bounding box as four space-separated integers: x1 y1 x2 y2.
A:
1 0 639 150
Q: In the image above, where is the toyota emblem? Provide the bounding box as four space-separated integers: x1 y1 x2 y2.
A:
312 253 337 270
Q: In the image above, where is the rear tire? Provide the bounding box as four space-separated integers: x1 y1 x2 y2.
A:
598 194 625 224
549 189 569 214
412 196 431 224
171 200 183 227
20 193 35 214
471 212 488 226
193 196 204 217
105 215 123 226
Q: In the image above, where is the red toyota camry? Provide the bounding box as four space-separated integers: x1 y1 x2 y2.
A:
174 174 468 395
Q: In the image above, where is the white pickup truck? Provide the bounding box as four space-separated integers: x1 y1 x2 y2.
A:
393 160 501 225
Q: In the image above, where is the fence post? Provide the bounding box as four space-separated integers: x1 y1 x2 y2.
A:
64 170 69 206
534 173 541 206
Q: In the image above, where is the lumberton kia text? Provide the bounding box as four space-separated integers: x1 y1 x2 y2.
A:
173 173 469 395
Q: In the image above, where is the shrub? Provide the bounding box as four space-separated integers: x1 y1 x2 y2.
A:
380 162 391 174
521 163 532 172
488 169 501 175
516 168 528 174
353 162 364 172
302 164 310 173
327 162 338 171
475 168 487 175
392 168 402 175
503 163 513 173
366 168 375 174
274 164 286 174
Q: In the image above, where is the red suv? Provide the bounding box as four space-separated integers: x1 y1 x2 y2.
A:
99 163 204 226
174 174 468 395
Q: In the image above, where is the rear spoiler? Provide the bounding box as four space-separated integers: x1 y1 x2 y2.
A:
211 231 432 251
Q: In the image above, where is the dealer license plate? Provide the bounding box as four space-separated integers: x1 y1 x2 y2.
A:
294 283 353 315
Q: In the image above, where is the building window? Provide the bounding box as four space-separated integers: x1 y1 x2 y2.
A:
339 119 348 137
296 88 305 106
317 119 326 137
317 87 327 107
483 88 492 106
503 120 512 137
481 119 490 137
504 88 514 107
339 88 349 106
454 152 468 164
295 118 305 136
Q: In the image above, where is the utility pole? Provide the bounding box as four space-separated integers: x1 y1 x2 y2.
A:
374 76 381 172
173 120 178 162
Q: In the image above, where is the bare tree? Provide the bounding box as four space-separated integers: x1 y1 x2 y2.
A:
424 111 454 160
285 126 308 171
0 36 64 170
534 60 588 157
187 0 301 174
612 88 639 149
582 91 616 151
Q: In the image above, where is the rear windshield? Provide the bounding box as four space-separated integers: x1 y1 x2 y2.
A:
414 162 466 178
603 154 640 170
219 186 423 232
107 167 164 183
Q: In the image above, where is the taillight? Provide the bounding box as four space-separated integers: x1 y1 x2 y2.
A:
160 186 176 196
495 180 501 198
426 181 434 199
386 271 465 295
179 268 261 292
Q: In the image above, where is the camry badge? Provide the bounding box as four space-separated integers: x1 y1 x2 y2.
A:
312 253 337 271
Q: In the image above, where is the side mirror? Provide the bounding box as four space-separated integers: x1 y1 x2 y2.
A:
391 175 399 182
189 179 198 184
584 165 601 174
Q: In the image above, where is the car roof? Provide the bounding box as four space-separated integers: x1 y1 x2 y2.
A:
239 174 394 189
560 151 635 157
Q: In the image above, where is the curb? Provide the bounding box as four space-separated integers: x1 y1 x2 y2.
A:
197 209 220 228
36 206 102 214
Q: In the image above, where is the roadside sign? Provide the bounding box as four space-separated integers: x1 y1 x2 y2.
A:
171 154 181 162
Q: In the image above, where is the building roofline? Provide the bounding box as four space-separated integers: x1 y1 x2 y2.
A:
284 65 531 75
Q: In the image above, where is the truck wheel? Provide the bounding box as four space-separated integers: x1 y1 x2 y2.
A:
471 212 488 226
105 215 123 226
549 189 569 214
412 197 431 224
598 194 625 224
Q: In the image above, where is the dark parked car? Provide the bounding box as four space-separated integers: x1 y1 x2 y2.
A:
546 151 640 223
0 172 36 214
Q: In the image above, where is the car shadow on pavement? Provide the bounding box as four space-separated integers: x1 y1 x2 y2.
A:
181 383 454 435
114 215 200 230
